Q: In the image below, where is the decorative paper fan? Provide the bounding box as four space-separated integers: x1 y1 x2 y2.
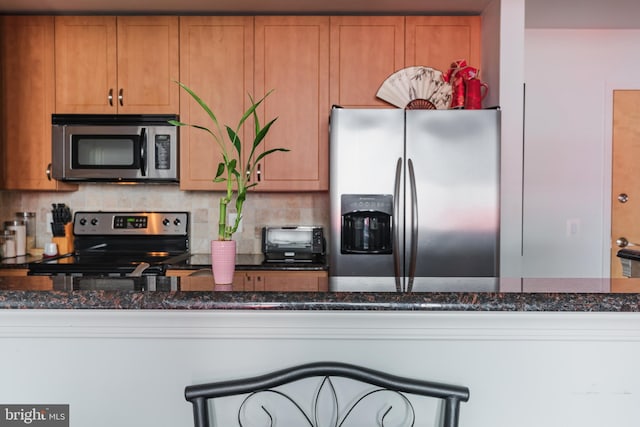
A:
376 66 452 110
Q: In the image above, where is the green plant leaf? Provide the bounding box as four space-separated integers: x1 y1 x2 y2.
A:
237 90 272 128
171 83 286 240
214 162 225 180
227 159 237 173
246 118 278 163
254 147 290 165
175 81 220 128
235 189 246 212
226 126 242 158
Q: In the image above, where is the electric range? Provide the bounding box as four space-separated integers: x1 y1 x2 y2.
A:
28 211 190 290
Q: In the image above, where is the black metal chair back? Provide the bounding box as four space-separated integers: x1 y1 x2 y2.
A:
185 361 469 427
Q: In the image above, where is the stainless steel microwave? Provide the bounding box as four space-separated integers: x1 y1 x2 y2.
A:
51 114 179 183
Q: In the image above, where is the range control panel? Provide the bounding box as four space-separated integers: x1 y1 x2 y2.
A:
73 211 189 236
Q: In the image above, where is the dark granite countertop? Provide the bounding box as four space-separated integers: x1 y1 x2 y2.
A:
1 275 640 311
11 253 328 272
178 253 328 271
0 254 42 269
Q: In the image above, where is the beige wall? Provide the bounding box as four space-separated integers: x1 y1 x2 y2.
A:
0 191 19 230
1 187 329 254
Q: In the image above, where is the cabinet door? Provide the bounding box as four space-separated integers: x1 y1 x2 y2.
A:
0 270 53 290
167 270 246 291
0 268 29 277
55 16 179 114
254 16 329 191
247 270 328 292
116 16 179 114
405 16 481 74
171 269 328 292
55 16 117 113
179 16 254 190
0 16 76 191
329 16 405 108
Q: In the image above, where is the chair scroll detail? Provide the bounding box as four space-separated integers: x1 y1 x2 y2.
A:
185 361 470 427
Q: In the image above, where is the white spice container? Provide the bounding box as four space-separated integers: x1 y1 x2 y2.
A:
4 220 25 257
1 229 16 258
15 212 36 253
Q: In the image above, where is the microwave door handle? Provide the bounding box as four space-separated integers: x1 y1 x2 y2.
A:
139 128 147 177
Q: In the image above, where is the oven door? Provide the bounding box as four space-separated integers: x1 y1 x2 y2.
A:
55 124 146 181
51 275 178 291
73 127 145 177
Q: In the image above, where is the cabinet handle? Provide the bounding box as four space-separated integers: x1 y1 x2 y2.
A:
46 163 52 181
108 89 113 106
118 88 124 106
257 163 261 182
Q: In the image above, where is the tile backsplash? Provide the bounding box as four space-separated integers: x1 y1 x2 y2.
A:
0 186 330 254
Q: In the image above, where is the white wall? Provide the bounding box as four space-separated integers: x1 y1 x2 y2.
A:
524 29 640 278
2 310 640 427
496 0 526 290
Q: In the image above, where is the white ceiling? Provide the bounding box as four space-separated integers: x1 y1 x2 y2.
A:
0 0 639 29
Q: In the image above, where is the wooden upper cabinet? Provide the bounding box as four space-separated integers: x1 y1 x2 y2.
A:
178 16 254 191
254 16 330 191
116 16 179 113
54 16 116 113
329 16 481 109
329 16 405 108
55 16 179 114
405 16 481 74
0 16 76 191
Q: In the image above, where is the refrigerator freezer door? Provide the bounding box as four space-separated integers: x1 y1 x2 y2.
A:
405 109 500 289
329 108 405 287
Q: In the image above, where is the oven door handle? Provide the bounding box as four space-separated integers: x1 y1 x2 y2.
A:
128 262 150 277
139 128 147 177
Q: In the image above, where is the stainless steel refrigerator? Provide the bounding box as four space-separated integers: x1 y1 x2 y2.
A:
329 108 500 292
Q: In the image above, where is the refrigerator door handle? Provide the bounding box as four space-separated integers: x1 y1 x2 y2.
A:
393 157 402 292
407 159 418 292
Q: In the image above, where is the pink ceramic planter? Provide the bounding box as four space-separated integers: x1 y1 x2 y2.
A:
211 240 236 286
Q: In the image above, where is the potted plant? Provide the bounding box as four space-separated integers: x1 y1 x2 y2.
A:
170 82 288 287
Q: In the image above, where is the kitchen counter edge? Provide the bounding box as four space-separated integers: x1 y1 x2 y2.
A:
1 290 639 311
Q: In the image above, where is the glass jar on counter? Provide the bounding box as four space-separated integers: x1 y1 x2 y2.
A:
1 229 16 258
4 220 25 257
15 212 36 253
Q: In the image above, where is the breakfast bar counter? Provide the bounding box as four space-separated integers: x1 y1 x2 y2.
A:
1 275 640 311
3 275 640 427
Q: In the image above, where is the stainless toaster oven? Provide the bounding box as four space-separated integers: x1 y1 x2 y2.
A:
262 226 325 262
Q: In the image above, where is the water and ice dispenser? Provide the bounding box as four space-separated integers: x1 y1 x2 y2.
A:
341 194 393 254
